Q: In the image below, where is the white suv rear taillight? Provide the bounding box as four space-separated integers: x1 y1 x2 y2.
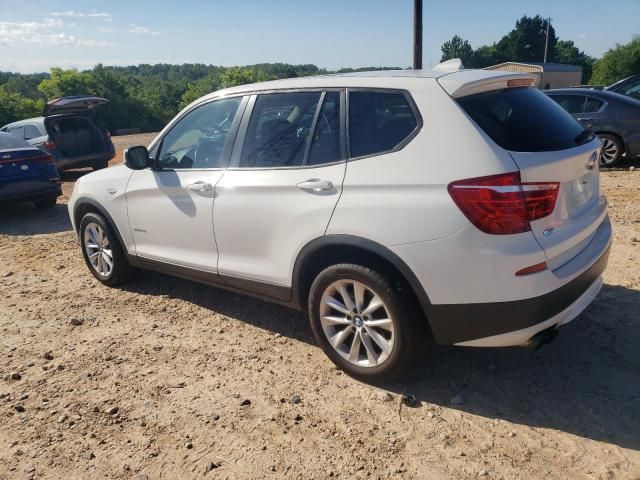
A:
448 172 559 235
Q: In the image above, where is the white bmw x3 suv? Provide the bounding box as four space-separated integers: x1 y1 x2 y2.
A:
69 69 611 381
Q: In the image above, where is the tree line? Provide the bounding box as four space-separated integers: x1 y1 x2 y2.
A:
0 63 399 132
440 15 639 85
1 14 637 133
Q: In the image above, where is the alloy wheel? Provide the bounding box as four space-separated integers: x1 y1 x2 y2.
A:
319 279 395 368
84 222 113 277
600 138 618 166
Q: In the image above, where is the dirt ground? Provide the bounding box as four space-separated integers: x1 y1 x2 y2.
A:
1 134 639 479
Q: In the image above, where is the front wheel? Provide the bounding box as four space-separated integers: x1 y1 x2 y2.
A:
598 134 623 167
79 212 135 286
307 264 423 381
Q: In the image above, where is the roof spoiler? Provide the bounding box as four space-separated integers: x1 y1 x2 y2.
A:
438 71 540 98
433 58 464 72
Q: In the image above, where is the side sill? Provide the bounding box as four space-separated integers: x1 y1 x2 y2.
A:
130 255 299 310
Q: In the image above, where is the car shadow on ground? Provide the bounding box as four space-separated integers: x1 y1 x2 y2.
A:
59 169 93 182
385 283 640 452
122 270 640 451
121 269 313 344
606 155 640 170
0 202 71 235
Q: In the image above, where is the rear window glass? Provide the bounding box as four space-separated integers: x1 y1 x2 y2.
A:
349 91 418 158
24 124 42 140
457 87 592 152
0 132 33 149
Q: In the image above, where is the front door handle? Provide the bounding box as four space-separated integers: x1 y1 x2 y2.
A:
578 117 595 122
187 181 213 192
296 179 334 192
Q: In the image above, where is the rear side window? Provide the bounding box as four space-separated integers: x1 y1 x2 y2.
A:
549 95 586 114
348 91 418 158
457 88 591 152
240 92 321 168
24 124 42 140
7 125 24 139
0 132 33 149
584 97 604 113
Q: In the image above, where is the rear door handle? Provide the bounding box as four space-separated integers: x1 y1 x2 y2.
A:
296 179 334 192
187 181 213 192
578 117 595 122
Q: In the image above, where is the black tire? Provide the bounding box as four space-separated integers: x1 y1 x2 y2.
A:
598 133 624 167
92 159 108 171
307 263 424 382
79 212 136 286
33 196 57 210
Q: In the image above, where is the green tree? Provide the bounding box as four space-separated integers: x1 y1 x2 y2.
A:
219 67 272 88
590 37 640 85
37 68 94 98
179 72 221 108
496 15 557 63
0 87 45 126
552 40 595 83
440 35 474 66
468 45 503 68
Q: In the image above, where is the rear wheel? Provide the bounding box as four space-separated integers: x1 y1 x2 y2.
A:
307 264 423 381
598 134 623 167
33 197 57 210
79 212 135 285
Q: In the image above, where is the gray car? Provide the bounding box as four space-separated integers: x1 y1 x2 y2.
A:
545 88 640 166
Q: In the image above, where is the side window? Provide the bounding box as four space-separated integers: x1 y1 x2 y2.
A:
307 92 343 165
348 91 418 158
7 126 24 139
549 95 586 114
158 97 243 169
240 92 321 168
24 125 41 140
583 97 604 113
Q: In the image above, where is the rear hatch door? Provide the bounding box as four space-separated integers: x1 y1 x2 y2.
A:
43 96 109 117
445 72 607 270
509 142 605 270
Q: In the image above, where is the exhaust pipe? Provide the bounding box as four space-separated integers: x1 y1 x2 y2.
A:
524 327 558 350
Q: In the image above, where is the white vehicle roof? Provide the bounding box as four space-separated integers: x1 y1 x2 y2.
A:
197 69 537 102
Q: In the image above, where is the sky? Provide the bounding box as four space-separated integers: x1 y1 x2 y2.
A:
0 0 639 73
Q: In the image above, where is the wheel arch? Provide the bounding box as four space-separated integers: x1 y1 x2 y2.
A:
594 131 626 154
73 197 129 255
292 235 432 322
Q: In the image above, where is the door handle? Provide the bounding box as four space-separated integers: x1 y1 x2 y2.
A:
578 117 595 122
296 179 334 192
187 181 213 192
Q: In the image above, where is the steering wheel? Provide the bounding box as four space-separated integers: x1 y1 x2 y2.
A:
194 140 223 168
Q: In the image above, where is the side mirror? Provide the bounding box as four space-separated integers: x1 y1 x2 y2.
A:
124 146 150 170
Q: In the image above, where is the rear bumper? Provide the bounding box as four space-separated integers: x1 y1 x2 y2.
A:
56 149 115 170
425 218 612 346
0 179 62 203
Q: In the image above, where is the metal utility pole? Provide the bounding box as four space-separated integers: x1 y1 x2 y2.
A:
543 17 551 63
413 0 423 69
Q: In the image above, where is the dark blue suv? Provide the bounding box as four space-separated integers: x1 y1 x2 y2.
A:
0 132 61 209
1 96 115 172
